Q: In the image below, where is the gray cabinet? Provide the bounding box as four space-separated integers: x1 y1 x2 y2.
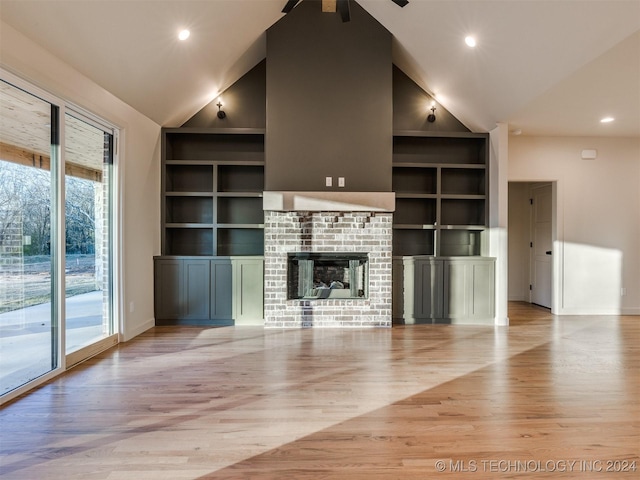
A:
210 259 233 321
184 259 212 320
154 256 263 326
396 256 495 325
154 259 183 320
233 258 264 325
443 258 495 321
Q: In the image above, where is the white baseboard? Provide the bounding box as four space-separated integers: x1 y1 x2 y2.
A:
557 307 638 316
123 317 155 342
620 307 640 315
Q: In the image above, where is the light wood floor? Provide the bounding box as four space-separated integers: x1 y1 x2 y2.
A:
1 303 638 479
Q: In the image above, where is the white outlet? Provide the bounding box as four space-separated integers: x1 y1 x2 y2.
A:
338 177 345 187
621 287 626 296
129 301 135 313
325 176 332 187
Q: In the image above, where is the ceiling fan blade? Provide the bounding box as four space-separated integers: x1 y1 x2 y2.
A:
390 0 409 6
337 0 351 22
282 0 301 13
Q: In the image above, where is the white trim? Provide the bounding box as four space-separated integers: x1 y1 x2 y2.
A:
114 130 126 341
0 368 64 406
66 104 116 135
1 67 62 107
557 307 639 316
66 334 118 368
55 104 67 369
123 316 155 342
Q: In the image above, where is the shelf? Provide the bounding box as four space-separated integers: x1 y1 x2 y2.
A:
165 165 213 192
217 197 264 224
441 199 485 226
392 166 437 194
166 223 214 228
440 230 482 256
165 131 265 161
216 191 263 198
393 224 436 230
165 192 215 197
218 165 264 193
440 225 486 231
441 168 486 195
217 228 264 256
393 135 487 165
393 230 435 256
165 228 214 256
395 193 437 199
394 198 436 225
440 194 485 200
393 130 488 139
166 197 213 224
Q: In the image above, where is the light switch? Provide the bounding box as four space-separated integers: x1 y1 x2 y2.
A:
325 176 332 187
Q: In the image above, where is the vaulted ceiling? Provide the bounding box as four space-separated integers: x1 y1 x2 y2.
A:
1 0 638 137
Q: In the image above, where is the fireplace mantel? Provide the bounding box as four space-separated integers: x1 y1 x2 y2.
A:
263 191 395 213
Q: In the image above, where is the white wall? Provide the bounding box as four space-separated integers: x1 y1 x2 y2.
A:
508 136 640 315
1 21 161 340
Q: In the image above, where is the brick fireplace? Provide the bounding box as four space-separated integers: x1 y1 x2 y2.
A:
263 192 394 328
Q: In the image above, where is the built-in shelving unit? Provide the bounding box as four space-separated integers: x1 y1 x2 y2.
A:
392 131 489 257
161 128 265 256
156 128 265 326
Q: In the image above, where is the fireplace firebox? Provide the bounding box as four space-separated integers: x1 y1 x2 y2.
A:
287 252 368 300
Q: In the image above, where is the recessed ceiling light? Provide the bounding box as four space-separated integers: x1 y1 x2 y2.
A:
600 117 614 123
178 29 190 41
465 36 477 48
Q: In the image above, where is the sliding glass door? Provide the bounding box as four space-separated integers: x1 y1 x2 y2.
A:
0 80 57 394
64 113 114 357
0 74 117 398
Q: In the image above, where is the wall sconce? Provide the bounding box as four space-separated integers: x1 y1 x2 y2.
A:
427 101 436 123
216 100 226 119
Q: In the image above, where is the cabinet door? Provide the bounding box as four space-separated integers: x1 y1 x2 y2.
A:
210 260 233 320
183 260 211 320
233 258 264 325
468 260 495 320
402 257 443 322
392 258 404 320
443 258 495 321
443 261 471 319
415 258 444 319
154 259 183 319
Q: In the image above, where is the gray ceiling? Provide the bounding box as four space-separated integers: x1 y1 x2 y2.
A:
1 0 638 137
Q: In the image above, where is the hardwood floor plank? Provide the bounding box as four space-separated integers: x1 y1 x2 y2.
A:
1 304 638 479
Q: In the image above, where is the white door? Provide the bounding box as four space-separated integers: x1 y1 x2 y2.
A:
530 184 552 308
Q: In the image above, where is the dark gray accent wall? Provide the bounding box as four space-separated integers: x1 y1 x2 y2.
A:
265 0 392 192
393 66 470 133
182 60 266 128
